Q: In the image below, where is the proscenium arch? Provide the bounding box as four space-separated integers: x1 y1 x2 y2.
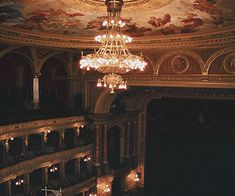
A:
94 89 120 113
205 47 235 74
154 50 205 75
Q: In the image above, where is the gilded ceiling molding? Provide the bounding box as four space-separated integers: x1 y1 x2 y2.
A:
205 47 235 74
0 25 234 50
154 50 205 75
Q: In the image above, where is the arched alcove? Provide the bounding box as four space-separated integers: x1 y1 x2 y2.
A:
40 56 68 110
0 53 33 112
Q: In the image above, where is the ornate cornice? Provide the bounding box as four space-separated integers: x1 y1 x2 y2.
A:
78 74 235 89
0 116 85 140
0 25 234 50
0 144 94 184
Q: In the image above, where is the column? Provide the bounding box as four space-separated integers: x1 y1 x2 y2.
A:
2 140 9 166
23 173 30 193
59 130 64 150
22 136 28 159
87 154 93 176
59 162 65 186
41 133 46 153
33 73 40 109
16 65 24 88
132 121 137 163
42 167 48 187
103 124 109 173
95 124 101 176
74 158 81 177
125 122 130 162
84 81 88 109
40 132 46 153
74 128 78 146
4 180 11 196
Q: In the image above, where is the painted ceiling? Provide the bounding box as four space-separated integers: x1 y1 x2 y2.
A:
0 0 235 37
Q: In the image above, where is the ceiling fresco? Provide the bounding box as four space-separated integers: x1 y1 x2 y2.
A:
0 0 234 37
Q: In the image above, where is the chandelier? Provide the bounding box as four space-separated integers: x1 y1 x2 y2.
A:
80 0 147 93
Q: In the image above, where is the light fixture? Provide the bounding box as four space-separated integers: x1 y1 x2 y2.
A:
134 174 140 182
80 0 147 93
104 184 111 192
49 165 58 173
83 155 91 162
15 178 24 186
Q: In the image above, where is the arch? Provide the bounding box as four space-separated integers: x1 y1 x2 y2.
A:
39 54 70 76
154 50 205 75
143 55 155 74
205 47 235 74
0 51 34 74
94 89 119 113
0 46 23 58
0 52 33 111
40 55 69 107
140 93 162 113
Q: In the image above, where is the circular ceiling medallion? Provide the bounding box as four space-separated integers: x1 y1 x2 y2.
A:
223 53 235 73
171 55 190 74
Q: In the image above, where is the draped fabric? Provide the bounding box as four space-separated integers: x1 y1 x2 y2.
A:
145 98 235 196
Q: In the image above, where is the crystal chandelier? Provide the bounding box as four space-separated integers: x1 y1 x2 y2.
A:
80 0 147 93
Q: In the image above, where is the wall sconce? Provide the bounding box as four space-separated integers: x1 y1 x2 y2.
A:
15 178 24 186
49 165 58 173
83 155 91 162
24 136 28 147
3 139 9 152
44 129 51 142
89 193 97 196
76 127 80 136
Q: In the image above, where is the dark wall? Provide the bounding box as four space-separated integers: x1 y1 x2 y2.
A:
145 98 235 196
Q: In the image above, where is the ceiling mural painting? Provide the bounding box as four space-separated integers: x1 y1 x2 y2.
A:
0 0 234 37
